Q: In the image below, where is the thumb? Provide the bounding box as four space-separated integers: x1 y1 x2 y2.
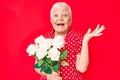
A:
86 28 91 34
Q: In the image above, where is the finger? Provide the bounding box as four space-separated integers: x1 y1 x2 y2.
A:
100 25 105 30
97 24 100 27
50 77 61 80
54 76 62 80
47 77 55 80
94 24 100 31
47 75 62 80
46 76 51 80
47 75 54 80
86 28 91 34
96 25 105 33
93 24 104 33
51 74 62 80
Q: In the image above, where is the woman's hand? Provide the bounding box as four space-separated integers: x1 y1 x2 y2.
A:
83 24 105 43
76 24 105 73
46 72 62 80
46 75 62 80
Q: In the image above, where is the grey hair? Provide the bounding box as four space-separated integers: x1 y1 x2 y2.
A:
50 2 72 18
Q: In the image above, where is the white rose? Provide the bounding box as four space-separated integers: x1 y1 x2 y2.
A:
48 47 60 61
26 44 37 56
52 36 65 49
41 39 53 50
34 37 53 60
34 35 45 45
35 35 53 49
36 48 48 60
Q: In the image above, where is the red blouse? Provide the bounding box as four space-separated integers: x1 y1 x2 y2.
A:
41 28 83 80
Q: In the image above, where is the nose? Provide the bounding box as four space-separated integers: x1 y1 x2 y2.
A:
58 16 63 20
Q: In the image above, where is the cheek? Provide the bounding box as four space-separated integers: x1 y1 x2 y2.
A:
65 19 71 25
51 19 56 26
52 17 57 22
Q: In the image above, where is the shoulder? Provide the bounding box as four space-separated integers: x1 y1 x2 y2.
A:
65 29 83 46
43 31 54 39
35 31 53 40
70 29 83 40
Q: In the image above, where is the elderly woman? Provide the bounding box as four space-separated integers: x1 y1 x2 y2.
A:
35 2 105 80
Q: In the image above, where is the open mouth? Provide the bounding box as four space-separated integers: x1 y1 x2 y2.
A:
57 23 64 27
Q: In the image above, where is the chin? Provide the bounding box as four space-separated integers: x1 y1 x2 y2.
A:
56 31 64 33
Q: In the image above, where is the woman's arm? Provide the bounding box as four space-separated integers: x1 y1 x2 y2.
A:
76 40 89 73
76 24 105 73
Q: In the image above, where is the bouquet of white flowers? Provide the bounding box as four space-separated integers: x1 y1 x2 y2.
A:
26 35 68 74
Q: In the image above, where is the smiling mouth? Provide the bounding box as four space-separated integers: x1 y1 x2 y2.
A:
57 23 64 27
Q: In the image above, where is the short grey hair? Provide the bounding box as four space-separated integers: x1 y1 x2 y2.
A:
50 2 72 18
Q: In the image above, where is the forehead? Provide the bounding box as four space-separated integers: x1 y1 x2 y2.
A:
52 6 69 13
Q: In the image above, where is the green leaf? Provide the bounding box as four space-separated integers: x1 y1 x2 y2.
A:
52 61 58 66
53 63 60 72
34 52 37 58
38 59 44 67
34 60 44 68
44 66 52 74
40 65 47 72
34 63 41 68
46 58 52 66
60 50 68 60
61 61 69 66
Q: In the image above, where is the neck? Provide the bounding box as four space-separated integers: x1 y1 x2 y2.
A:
54 31 67 37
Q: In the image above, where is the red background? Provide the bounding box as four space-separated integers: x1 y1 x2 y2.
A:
1 0 120 80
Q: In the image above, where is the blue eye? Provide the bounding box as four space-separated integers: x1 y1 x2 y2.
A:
63 14 68 17
54 14 58 17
